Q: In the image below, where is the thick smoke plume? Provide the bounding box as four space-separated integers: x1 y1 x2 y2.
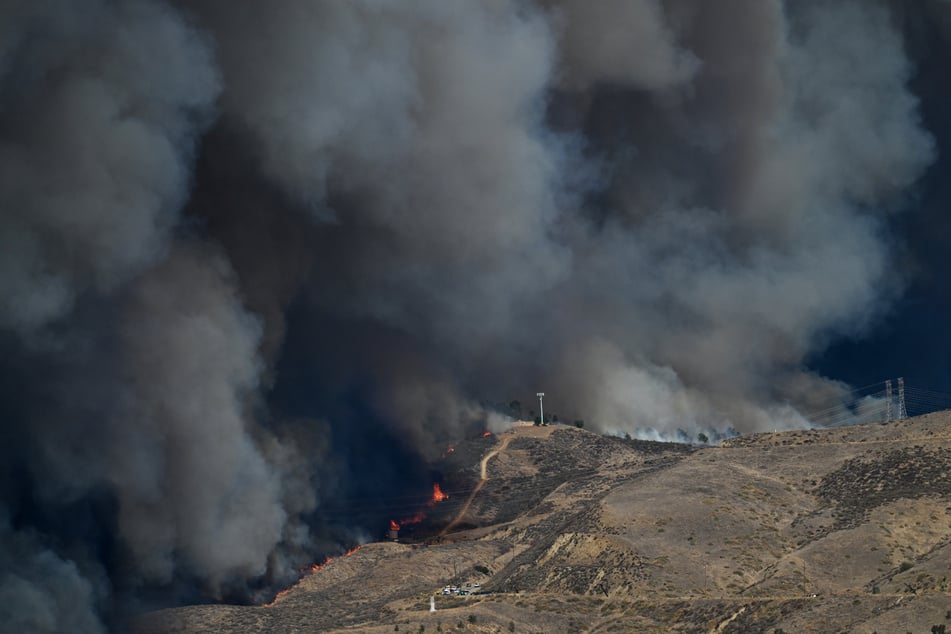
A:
0 0 944 629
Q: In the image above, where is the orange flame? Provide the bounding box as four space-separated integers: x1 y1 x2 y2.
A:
388 482 450 535
447 446 455 453
264 586 293 607
264 545 362 607
482 431 492 437
400 511 426 526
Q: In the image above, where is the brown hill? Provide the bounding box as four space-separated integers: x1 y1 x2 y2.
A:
133 414 951 633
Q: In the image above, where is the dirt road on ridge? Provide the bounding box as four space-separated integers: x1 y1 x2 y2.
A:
441 433 513 535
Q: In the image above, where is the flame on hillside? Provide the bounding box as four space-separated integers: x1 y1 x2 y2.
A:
263 545 363 607
482 431 492 437
396 511 426 527
388 482 450 534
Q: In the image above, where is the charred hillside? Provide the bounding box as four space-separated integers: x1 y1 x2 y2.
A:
447 427 695 530
136 413 951 633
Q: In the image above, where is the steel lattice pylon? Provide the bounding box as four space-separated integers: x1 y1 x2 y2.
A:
885 379 893 422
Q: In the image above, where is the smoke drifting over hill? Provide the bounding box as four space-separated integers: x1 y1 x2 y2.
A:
0 0 946 630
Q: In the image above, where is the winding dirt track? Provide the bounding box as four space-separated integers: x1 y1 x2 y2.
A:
440 434 513 535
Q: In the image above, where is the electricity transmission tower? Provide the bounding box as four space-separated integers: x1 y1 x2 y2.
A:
885 379 892 422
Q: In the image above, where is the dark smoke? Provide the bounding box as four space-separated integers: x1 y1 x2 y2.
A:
0 0 946 629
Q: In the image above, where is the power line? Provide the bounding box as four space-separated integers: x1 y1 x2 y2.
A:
898 377 907 420
803 379 951 427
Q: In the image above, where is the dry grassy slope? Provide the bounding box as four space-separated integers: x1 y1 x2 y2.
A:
134 413 951 634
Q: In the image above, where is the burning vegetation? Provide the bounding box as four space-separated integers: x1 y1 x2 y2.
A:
389 483 451 536
266 481 453 606
263 545 363 608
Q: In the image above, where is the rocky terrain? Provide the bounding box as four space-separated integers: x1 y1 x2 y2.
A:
134 414 951 633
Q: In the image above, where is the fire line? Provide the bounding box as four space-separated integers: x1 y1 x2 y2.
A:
264 545 363 607
388 482 450 536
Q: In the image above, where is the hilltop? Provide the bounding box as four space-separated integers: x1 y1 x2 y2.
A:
134 413 951 633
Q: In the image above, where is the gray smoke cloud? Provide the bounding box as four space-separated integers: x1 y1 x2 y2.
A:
538 0 935 433
0 521 105 634
547 0 700 90
187 0 933 435
0 0 942 628
0 0 218 334
108 245 287 587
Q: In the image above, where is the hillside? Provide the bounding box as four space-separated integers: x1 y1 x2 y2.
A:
134 414 951 633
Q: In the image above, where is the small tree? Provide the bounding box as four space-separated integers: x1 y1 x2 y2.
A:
574 420 584 429
697 432 709 444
